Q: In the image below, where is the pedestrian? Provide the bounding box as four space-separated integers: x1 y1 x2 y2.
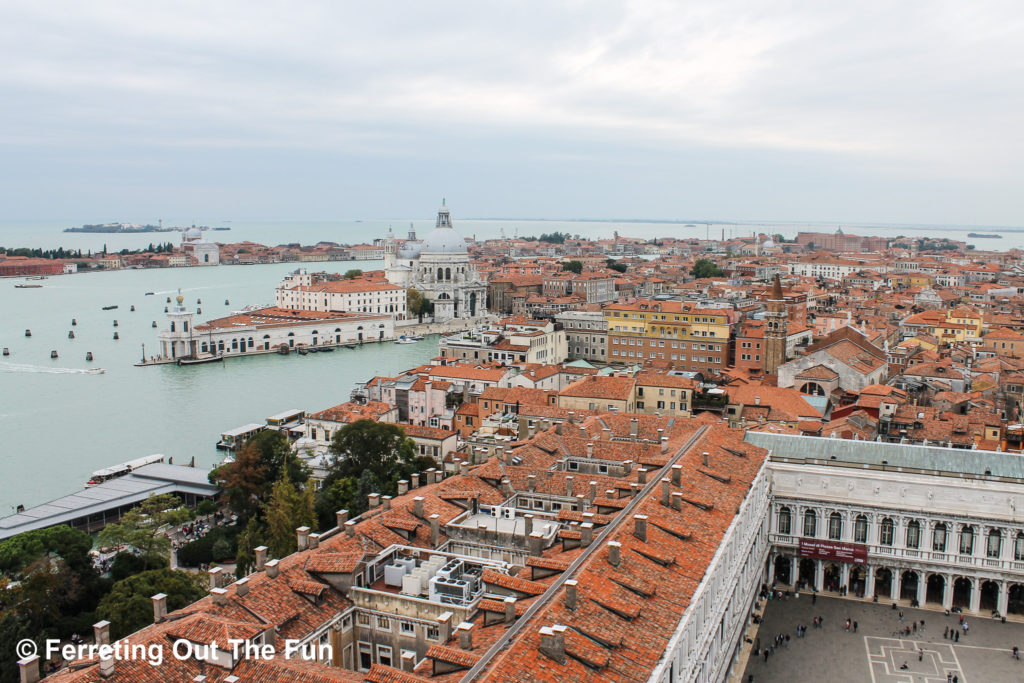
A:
913 622 917 634
845 619 850 631
944 626 949 639
955 631 960 642
920 619 926 631
764 649 769 662
785 634 790 647
812 592 817 604
854 621 858 633
899 610 904 622
953 675 958 683
919 648 924 662
959 614 964 625
1012 646 1019 660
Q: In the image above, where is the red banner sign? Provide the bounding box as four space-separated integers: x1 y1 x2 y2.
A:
799 538 868 564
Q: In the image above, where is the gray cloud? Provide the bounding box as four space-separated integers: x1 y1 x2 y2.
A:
0 1 1021 224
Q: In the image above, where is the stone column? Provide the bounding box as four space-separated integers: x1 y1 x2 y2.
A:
814 560 824 592
766 554 775 584
969 577 981 614
999 580 1010 617
916 572 926 606
891 570 901 602
840 563 850 592
865 565 876 600
942 574 954 611
793 555 801 586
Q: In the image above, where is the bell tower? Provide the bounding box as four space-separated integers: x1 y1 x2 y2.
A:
764 275 787 375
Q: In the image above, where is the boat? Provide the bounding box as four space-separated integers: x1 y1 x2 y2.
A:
102 305 118 310
177 354 224 366
967 232 1001 238
297 347 308 355
316 346 335 352
85 454 164 487
15 284 42 288
145 292 154 295
307 347 319 353
395 336 418 344
85 368 105 374
344 344 357 350
410 335 425 341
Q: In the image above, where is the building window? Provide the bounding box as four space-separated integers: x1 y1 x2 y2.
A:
1015 532 1024 561
906 520 920 549
426 625 440 641
377 616 390 631
987 529 1002 558
828 512 842 540
778 507 791 535
803 509 817 537
959 526 974 555
879 518 894 546
933 523 947 552
851 516 868 540
400 620 415 635
357 613 370 626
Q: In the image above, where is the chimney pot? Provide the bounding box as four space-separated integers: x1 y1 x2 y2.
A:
265 558 280 579
523 513 534 535
586 442 595 458
457 622 474 650
539 625 567 663
368 493 381 509
345 519 357 537
211 587 228 606
397 479 409 495
637 467 648 484
528 474 537 491
93 619 115 677
608 541 622 567
413 496 425 518
588 480 597 501
671 464 682 486
702 451 709 467
335 509 349 528
565 475 574 497
661 478 671 506
580 522 594 547
429 513 441 547
152 592 168 623
460 461 470 477
255 545 268 571
661 435 669 453
504 596 517 623
437 611 454 643
529 531 544 556
208 566 223 589
564 579 578 610
381 495 392 511
401 651 416 673
296 526 311 550
634 514 648 542
18 655 40 683
671 491 683 511
235 577 250 597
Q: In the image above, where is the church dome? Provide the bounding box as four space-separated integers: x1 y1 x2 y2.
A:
420 227 468 254
398 241 422 258
184 227 202 241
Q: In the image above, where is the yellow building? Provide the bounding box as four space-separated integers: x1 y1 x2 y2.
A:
603 300 732 373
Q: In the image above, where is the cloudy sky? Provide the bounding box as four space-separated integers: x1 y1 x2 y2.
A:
1 1 1021 225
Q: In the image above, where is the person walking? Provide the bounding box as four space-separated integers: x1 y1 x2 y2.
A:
955 631 960 642
812 591 817 605
853 621 858 633
944 626 949 639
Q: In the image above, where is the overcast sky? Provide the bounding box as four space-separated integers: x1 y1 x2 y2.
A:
1 1 1021 225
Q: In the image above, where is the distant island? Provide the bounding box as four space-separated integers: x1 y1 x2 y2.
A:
967 232 1002 238
63 222 229 233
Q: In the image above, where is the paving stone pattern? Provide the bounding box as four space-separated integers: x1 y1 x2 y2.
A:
742 594 1024 682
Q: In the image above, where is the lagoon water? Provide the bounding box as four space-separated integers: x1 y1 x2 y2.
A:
0 216 1019 513
0 259 438 512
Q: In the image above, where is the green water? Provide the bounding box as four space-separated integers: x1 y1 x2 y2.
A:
0 261 438 512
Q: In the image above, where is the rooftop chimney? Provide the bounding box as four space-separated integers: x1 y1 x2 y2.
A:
460 461 470 477
661 436 669 453
413 496 425 518
602 428 612 441
381 495 392 511
208 566 223 589
93 621 115 678
296 526 311 550
211 587 228 606
368 493 381 510
671 491 683 511
586 442 595 458
529 531 544 556
565 475 574 497
637 467 648 484
457 622 474 650
504 596 517 623
523 513 534 535
345 520 357 537
401 650 416 673
702 451 709 467
429 513 440 547
580 522 594 547
235 576 250 597
528 474 537 492
18 655 40 683
564 579 578 610
634 514 648 542
397 479 409 495
255 545 268 572
588 480 598 501
539 625 567 664
437 611 454 643
661 478 671 506
152 593 168 623
608 541 622 567
336 509 349 529
265 558 280 579
501 478 513 497
630 418 639 437
671 464 682 486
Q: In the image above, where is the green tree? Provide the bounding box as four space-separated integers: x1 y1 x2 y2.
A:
605 259 627 273
233 517 267 578
690 258 724 279
561 260 583 275
407 287 424 321
0 524 93 576
264 473 316 558
314 476 359 530
538 232 569 244
210 431 308 522
344 269 363 279
96 569 206 639
321 420 434 516
97 494 192 569
0 612 36 682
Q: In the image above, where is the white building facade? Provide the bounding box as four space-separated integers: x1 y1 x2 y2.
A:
274 269 407 318
384 202 487 321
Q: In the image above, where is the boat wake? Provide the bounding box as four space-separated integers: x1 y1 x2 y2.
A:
0 362 106 375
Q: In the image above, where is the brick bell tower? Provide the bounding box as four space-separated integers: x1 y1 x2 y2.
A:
764 275 787 375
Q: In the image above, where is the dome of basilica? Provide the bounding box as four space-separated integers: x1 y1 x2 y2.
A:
420 226 468 254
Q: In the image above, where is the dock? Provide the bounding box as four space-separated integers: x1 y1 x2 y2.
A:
0 463 218 540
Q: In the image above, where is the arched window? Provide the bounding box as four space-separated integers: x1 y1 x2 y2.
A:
906 520 920 549
854 514 868 543
933 523 947 552
959 525 974 555
201 342 208 353
778 507 791 535
880 518 895 546
445 267 451 280
1016 532 1024 561
437 267 443 281
803 509 817 537
987 529 1002 558
828 512 843 540
184 321 189 332
170 322 175 332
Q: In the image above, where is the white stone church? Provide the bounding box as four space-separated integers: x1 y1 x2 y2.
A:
382 201 487 321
